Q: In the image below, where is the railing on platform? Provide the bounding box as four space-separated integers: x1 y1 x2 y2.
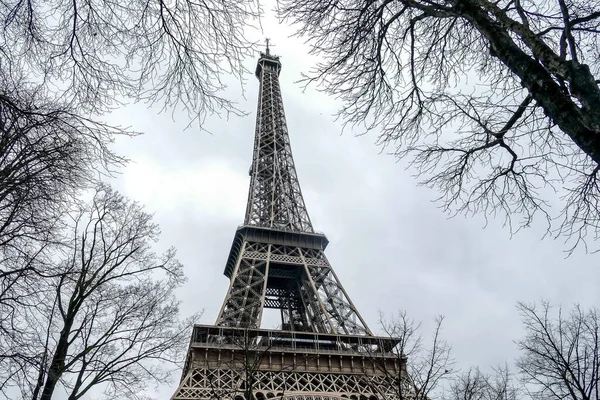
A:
190 324 401 357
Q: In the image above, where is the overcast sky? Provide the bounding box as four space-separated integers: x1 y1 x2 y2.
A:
104 8 599 400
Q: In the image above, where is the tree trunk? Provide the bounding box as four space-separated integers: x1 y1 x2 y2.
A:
460 0 600 165
39 313 76 400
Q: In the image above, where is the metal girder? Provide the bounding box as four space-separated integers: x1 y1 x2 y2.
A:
171 368 404 400
215 50 372 335
244 52 313 233
171 48 397 400
215 241 371 336
171 326 407 400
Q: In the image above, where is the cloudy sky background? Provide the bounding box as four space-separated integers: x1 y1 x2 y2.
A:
103 7 599 399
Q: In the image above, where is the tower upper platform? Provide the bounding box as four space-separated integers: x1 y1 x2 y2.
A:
255 51 282 78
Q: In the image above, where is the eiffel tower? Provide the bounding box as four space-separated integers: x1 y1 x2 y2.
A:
170 43 406 400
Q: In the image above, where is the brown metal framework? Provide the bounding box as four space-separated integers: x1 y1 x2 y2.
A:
245 50 312 233
216 226 371 335
170 46 406 400
172 326 407 400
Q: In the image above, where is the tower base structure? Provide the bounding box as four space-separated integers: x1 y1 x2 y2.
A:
171 326 407 400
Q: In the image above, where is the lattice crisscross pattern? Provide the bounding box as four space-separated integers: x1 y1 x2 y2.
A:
172 368 408 400
216 241 370 336
170 49 405 400
245 54 313 233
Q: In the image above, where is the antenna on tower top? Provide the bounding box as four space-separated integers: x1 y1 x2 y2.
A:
265 38 272 55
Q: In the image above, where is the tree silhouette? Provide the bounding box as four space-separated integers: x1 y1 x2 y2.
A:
0 185 196 400
279 0 600 253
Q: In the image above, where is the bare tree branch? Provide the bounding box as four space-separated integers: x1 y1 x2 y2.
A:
516 301 599 400
0 185 198 400
378 311 454 400
0 0 260 121
279 0 600 253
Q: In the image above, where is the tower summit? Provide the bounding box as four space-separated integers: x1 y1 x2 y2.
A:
170 44 405 400
245 42 313 234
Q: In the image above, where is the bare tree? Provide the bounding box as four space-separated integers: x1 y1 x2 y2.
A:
445 365 520 400
378 311 454 400
0 70 136 386
279 0 600 252
0 71 136 379
0 68 131 255
516 301 599 400
0 0 259 240
0 0 259 314
443 302 598 400
446 367 489 400
0 185 196 400
0 0 259 279
0 0 258 120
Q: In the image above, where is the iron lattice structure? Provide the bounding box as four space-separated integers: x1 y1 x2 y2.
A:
245 50 313 233
171 47 408 400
